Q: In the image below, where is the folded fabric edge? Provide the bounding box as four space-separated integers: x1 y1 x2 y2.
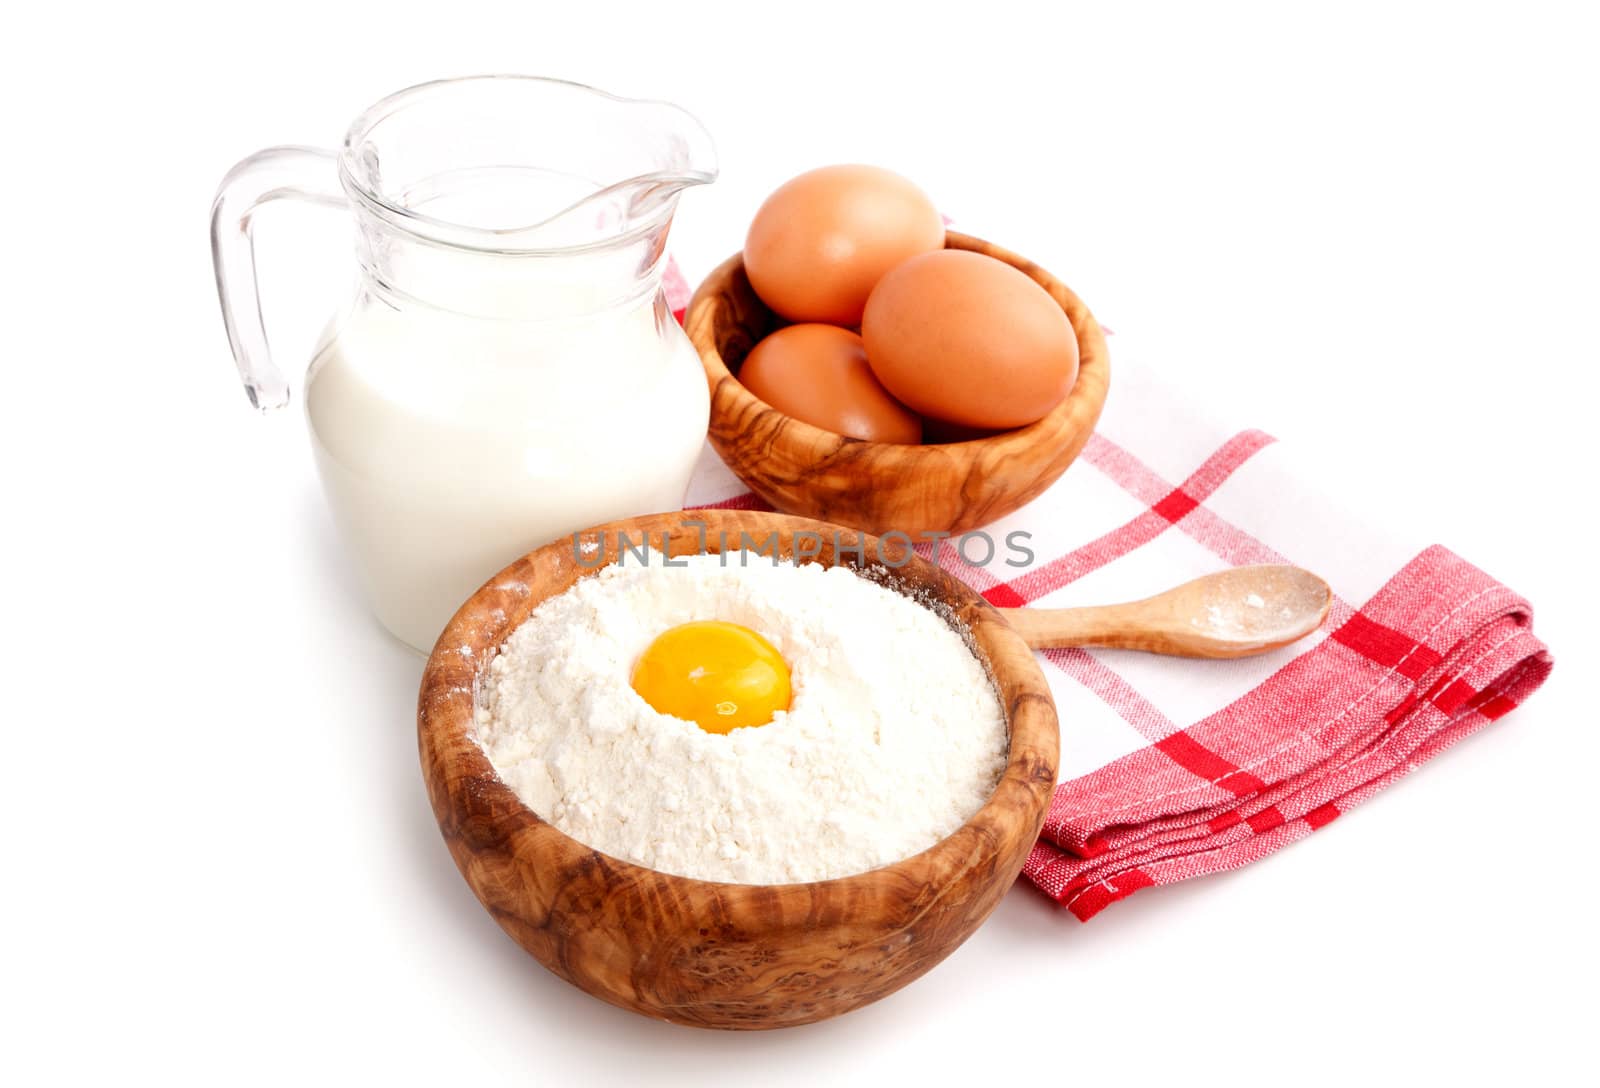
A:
1026 628 1551 920
1024 548 1553 920
1041 548 1536 855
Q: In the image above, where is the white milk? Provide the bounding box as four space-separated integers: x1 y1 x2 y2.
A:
305 283 709 652
209 78 719 654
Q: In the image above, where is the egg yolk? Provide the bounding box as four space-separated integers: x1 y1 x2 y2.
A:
630 621 792 734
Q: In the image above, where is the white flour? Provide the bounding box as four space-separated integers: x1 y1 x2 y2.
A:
474 554 1008 883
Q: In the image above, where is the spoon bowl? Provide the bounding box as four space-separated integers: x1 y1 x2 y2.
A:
1001 565 1333 658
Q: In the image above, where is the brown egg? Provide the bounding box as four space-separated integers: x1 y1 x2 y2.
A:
736 324 922 444
862 250 1079 429
743 165 945 326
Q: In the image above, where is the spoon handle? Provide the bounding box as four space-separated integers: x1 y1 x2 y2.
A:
997 604 1231 655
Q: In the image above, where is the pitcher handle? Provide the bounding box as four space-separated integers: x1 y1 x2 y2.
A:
210 146 348 410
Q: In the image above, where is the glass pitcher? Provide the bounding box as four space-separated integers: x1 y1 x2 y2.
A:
211 76 717 652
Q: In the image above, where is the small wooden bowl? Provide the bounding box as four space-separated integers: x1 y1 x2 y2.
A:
418 510 1058 1030
685 231 1110 536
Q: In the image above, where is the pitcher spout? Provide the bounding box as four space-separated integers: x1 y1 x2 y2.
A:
338 76 718 254
499 93 719 251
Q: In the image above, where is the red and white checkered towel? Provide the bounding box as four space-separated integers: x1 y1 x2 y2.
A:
668 268 1552 921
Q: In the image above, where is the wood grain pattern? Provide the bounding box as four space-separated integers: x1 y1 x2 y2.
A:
418 510 1059 1030
684 231 1110 536
1000 565 1333 658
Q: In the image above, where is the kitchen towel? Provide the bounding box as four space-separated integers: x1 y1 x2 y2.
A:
669 271 1552 921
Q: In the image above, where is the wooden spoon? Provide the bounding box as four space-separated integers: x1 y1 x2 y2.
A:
999 564 1332 658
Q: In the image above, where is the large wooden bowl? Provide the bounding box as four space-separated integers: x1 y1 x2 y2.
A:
685 231 1110 536
418 510 1058 1030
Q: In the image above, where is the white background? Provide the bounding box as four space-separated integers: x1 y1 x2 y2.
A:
4 2 1597 1084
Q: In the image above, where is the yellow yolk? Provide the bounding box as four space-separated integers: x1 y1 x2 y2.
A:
630 621 792 734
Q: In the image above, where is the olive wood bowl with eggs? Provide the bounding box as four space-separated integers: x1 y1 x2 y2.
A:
418 509 1058 1030
685 231 1110 536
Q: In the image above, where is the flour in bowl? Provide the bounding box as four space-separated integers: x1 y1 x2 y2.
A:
474 553 1008 883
